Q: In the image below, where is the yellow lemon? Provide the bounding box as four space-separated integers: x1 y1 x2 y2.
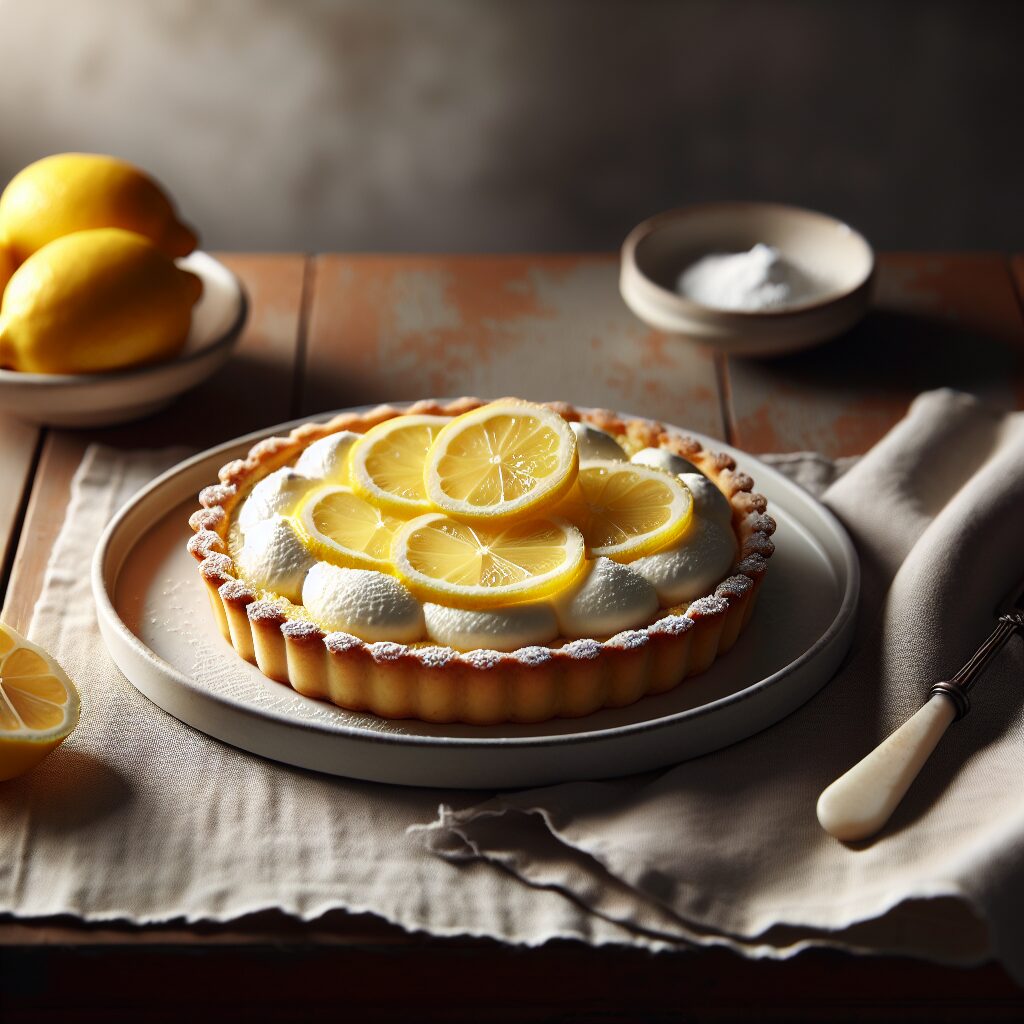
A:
556 460 693 561
0 242 15 297
423 399 579 522
0 621 80 782
392 512 586 609
349 414 451 517
0 152 197 263
0 228 202 374
295 484 407 572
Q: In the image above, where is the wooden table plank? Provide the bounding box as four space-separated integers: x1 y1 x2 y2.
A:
0 416 40 593
302 254 725 438
0 254 310 631
724 253 1024 456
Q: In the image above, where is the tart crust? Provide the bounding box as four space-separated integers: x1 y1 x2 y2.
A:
188 399 775 725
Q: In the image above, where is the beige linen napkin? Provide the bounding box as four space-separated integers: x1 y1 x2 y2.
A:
419 389 1024 973
1 390 1022 974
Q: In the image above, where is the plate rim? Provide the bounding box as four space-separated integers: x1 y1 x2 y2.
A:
91 404 860 753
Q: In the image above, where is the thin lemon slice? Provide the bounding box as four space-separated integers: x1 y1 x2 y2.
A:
556 459 693 562
295 485 406 572
0 622 80 781
349 414 450 516
392 512 586 609
423 400 579 521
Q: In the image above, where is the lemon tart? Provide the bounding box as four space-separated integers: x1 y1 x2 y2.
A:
188 398 775 725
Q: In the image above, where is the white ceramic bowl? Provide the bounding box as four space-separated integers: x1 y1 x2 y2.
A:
0 251 248 427
620 202 874 356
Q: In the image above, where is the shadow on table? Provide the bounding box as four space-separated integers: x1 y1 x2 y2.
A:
739 309 1024 399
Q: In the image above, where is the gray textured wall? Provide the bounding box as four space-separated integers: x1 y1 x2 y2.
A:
0 0 1018 252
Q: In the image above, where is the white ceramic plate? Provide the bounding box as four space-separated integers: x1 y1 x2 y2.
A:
0 251 247 428
92 412 859 789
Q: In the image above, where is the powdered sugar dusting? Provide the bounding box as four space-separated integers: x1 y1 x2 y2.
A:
716 575 753 599
247 601 286 623
218 580 254 603
188 531 225 559
417 645 457 668
649 614 694 637
281 619 323 639
324 631 362 654
369 641 406 662
562 639 603 660
735 553 768 576
686 596 729 618
462 649 504 670
514 645 553 666
608 629 649 650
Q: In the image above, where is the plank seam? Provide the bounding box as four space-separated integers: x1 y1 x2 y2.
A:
289 253 317 418
0 426 47 615
714 353 736 445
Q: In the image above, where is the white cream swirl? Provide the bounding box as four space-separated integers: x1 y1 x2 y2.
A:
237 468 317 536
571 422 627 462
423 602 558 652
631 471 736 604
302 563 424 643
554 557 658 638
631 446 699 476
235 515 317 603
294 431 358 483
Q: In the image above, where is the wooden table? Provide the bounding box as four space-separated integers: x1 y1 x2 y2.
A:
2 252 1023 1021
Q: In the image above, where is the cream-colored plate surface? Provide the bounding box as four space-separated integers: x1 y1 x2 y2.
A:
0 251 247 427
92 411 859 788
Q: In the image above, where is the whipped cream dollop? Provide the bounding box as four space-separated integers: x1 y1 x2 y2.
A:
294 431 358 482
570 421 628 462
302 563 425 643
236 515 317 603
237 468 317 536
423 602 559 653
554 557 658 638
630 472 736 604
631 446 700 477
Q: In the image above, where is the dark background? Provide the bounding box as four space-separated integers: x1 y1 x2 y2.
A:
0 0 1019 251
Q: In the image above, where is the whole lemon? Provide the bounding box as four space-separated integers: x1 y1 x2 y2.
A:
0 243 14 297
0 153 198 264
0 228 202 375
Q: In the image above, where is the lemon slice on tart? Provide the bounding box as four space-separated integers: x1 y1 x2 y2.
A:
557 459 693 561
0 622 80 781
423 400 579 521
392 512 585 609
349 414 449 516
296 485 406 572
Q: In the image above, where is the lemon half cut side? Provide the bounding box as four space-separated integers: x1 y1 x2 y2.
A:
0 621 80 781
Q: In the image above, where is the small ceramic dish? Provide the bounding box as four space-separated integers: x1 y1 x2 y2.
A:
619 201 874 356
0 251 248 427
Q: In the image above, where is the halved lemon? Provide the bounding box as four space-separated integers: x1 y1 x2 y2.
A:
349 414 450 516
295 485 406 572
423 400 579 521
556 459 693 561
0 622 80 781
392 512 586 609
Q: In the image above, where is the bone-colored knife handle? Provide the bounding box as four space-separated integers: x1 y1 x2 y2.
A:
816 694 957 841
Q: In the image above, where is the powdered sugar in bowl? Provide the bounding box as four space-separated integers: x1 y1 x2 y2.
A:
619 202 874 356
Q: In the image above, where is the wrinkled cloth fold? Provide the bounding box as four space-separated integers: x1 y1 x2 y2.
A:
1 390 1021 976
